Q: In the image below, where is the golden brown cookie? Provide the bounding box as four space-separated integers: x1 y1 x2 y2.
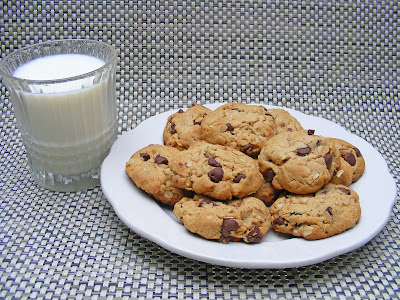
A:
253 169 283 205
327 138 365 186
173 194 271 243
126 144 188 205
169 141 263 200
267 108 303 134
163 104 212 150
200 102 276 157
270 183 361 240
258 130 340 194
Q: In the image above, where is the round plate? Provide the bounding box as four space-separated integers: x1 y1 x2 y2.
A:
101 103 397 268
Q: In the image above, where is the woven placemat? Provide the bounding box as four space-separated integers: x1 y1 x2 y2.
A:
1 1 399 298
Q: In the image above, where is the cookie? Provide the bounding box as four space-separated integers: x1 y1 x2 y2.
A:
126 144 189 205
169 141 263 200
258 130 340 194
270 183 361 240
266 108 303 134
163 104 212 150
253 168 283 205
253 182 279 206
327 138 365 186
200 102 276 157
173 194 271 243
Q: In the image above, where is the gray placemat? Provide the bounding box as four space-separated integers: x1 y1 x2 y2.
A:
1 1 399 299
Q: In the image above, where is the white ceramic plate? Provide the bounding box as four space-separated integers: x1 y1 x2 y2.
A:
101 103 397 269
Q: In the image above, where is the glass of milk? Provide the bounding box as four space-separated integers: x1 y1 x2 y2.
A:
0 39 118 192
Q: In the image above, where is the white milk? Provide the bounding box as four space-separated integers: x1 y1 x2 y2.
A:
13 54 117 177
13 54 105 81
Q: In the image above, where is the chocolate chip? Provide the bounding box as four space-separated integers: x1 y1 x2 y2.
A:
297 146 311 156
338 187 351 195
178 109 184 113
343 153 356 166
193 120 202 125
324 153 333 169
200 198 216 207
273 216 285 225
263 169 276 183
221 219 239 237
240 144 253 154
326 206 333 215
208 157 222 167
208 167 224 183
170 123 177 134
308 129 315 135
140 153 150 161
226 123 234 132
154 154 168 164
218 235 232 244
246 226 262 243
353 147 361 157
233 173 246 183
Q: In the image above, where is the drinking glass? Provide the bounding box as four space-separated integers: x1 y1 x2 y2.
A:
0 39 118 192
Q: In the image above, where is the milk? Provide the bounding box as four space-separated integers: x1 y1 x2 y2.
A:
12 54 117 177
13 54 105 81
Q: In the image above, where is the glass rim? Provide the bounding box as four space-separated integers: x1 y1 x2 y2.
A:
0 39 118 85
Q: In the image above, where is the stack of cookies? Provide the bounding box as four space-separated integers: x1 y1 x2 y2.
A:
126 103 364 243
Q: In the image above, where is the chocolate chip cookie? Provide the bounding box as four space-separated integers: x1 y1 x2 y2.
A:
173 194 271 243
169 141 264 200
163 104 212 150
126 144 189 205
327 138 365 186
258 130 340 194
267 108 303 134
270 183 361 240
200 102 276 157
253 168 283 205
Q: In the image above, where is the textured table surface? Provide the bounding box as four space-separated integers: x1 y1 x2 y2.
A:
1 1 399 299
